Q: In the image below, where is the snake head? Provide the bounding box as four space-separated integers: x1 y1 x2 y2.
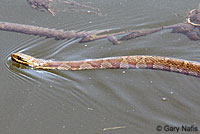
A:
11 53 44 67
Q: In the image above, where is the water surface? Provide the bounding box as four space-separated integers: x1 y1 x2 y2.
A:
0 0 200 134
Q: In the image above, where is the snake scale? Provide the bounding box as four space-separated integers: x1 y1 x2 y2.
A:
11 53 200 78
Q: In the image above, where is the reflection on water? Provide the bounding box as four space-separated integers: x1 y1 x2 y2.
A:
0 0 200 134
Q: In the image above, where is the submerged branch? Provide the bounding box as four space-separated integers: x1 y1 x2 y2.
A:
0 22 75 39
0 21 199 45
0 21 164 44
27 0 103 16
0 21 110 40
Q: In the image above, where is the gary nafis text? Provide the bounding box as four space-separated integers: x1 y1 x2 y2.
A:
156 125 198 132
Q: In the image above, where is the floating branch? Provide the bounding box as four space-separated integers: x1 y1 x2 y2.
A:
164 23 200 40
80 27 164 44
0 21 200 45
0 21 110 40
27 0 103 16
0 21 75 39
2 7 200 44
2 3 200 44
0 21 165 45
27 0 56 16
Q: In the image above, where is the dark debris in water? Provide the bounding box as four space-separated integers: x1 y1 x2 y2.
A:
27 0 103 16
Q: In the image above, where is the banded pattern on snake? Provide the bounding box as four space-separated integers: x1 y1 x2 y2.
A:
11 53 200 78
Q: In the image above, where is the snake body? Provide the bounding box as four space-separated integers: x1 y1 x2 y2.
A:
11 53 200 77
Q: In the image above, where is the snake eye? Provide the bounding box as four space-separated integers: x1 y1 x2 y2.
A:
16 56 27 63
17 56 25 62
17 56 22 60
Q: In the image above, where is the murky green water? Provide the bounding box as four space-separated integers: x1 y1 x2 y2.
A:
0 0 200 133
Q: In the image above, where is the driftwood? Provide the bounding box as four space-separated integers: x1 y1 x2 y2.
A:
0 21 111 40
0 21 165 44
1 5 200 44
0 21 200 45
79 27 164 44
164 23 200 40
27 0 103 16
27 0 55 16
